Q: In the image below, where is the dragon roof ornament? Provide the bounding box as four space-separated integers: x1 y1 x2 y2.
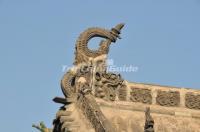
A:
74 23 124 65
54 23 127 132
33 23 200 132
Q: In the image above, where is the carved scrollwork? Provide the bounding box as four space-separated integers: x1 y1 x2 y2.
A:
60 71 76 98
117 84 127 101
185 92 200 110
77 83 114 132
130 88 152 104
60 64 93 99
94 72 125 101
76 65 92 83
156 91 180 107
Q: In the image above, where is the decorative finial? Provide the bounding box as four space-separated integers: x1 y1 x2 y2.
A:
111 23 125 39
144 107 154 132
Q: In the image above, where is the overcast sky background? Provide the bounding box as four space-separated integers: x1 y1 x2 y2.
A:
0 0 200 131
